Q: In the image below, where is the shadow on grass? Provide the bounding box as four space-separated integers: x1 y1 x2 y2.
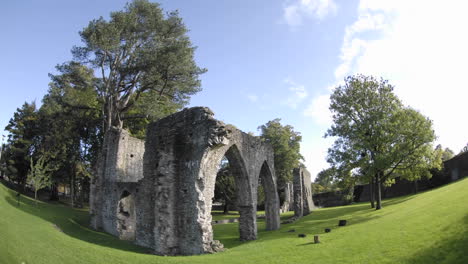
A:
381 195 414 207
405 213 468 264
3 185 150 254
2 182 259 252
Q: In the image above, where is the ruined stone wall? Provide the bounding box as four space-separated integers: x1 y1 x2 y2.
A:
280 182 294 213
301 168 315 214
91 107 280 256
293 167 315 217
89 129 145 239
143 107 280 255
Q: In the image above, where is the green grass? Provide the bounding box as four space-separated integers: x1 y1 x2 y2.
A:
211 210 281 221
1 178 467 264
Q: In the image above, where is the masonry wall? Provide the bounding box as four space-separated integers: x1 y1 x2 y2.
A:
293 167 315 217
313 164 457 208
89 129 145 240
445 152 468 181
90 107 280 256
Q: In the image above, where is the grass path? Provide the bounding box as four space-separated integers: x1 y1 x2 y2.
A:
1 178 467 264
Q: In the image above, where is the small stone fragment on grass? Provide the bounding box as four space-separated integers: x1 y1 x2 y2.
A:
314 235 320 244
338 220 347 226
298 233 306 238
287 229 296 232
325 228 331 233
52 224 63 232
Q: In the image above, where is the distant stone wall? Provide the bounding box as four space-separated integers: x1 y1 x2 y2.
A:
90 107 280 256
313 161 459 208
293 167 315 217
444 152 468 181
280 182 294 213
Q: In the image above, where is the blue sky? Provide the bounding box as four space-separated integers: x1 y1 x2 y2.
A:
2 0 468 179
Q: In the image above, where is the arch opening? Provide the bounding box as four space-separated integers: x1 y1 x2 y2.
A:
259 161 280 231
214 156 237 216
117 190 136 241
202 143 256 249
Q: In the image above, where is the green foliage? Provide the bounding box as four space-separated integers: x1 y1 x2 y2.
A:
440 146 454 161
2 176 468 263
258 119 303 188
214 158 237 213
27 156 52 202
326 75 439 209
314 167 339 192
4 102 39 185
39 62 103 203
72 0 206 131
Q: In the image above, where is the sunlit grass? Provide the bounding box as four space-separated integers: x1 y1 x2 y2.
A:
1 178 467 264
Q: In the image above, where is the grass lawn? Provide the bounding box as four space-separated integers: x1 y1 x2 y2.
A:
1 178 467 264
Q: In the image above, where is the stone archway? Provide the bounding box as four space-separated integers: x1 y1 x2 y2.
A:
199 143 256 248
259 161 280 230
91 107 280 256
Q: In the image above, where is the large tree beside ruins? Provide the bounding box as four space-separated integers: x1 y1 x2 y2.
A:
72 0 206 132
326 75 440 210
258 119 303 188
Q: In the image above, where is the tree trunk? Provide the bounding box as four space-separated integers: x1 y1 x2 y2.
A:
49 182 59 201
35 189 38 206
223 202 229 215
375 173 382 210
71 168 75 208
369 177 375 208
105 99 113 132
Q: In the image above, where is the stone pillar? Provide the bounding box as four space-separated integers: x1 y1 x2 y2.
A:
301 168 315 215
238 205 257 240
280 182 294 213
293 168 304 217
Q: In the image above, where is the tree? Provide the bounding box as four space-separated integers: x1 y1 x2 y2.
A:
4 102 39 187
441 147 454 161
39 62 103 204
326 75 438 210
258 119 303 189
27 156 52 204
72 0 206 132
214 157 237 214
314 167 338 192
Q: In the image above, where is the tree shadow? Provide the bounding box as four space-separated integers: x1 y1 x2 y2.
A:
381 195 414 207
4 186 151 254
404 213 468 264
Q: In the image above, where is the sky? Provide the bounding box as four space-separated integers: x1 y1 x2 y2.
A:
1 0 468 180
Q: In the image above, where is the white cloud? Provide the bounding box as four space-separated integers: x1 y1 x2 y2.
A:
303 94 331 126
346 0 468 153
246 94 258 103
282 79 308 109
283 0 337 27
304 0 468 178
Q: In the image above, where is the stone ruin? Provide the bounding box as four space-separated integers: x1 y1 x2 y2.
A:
280 166 315 217
292 167 315 217
89 107 280 255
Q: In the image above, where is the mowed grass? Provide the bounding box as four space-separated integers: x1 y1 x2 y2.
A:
1 178 467 264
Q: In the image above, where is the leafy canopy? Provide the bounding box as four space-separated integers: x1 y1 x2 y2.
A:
326 74 439 185
72 0 206 130
259 119 303 187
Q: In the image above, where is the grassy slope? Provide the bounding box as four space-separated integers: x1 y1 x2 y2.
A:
1 178 467 264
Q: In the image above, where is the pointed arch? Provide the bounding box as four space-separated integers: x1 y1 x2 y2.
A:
259 161 280 230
